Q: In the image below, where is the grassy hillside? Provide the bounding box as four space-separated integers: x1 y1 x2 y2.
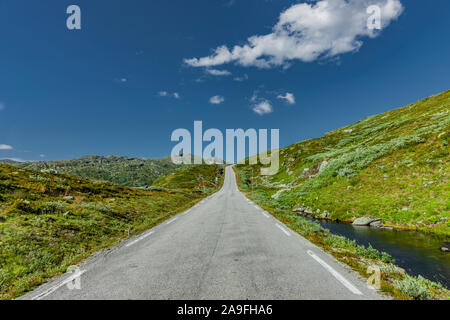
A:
236 90 449 235
0 163 224 300
16 155 183 188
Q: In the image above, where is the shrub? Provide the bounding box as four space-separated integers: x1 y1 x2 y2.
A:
393 275 433 300
40 201 68 214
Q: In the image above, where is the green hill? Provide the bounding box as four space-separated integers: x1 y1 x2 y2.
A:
0 163 224 299
236 90 449 235
17 155 184 188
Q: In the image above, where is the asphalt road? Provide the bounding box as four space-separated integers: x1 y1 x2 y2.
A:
22 166 384 300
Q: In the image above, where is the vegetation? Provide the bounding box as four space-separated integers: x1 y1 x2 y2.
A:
0 163 224 300
15 155 185 188
234 90 450 300
236 90 449 235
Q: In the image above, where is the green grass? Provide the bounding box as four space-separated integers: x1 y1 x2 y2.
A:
234 90 450 299
15 155 185 188
0 164 224 300
236 90 450 235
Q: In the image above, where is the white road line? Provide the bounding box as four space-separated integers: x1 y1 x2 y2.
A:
126 231 154 247
32 269 86 300
276 224 291 236
262 211 270 218
166 217 178 225
254 205 259 210
307 250 363 295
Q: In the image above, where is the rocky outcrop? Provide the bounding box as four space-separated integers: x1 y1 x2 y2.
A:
352 217 382 226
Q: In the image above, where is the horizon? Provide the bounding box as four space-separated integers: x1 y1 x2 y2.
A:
1 86 447 164
1 0 449 162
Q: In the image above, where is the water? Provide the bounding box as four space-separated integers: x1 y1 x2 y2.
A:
313 219 450 288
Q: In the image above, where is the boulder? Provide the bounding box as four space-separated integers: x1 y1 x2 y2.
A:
369 220 383 228
352 217 382 226
320 211 330 219
441 242 449 253
64 196 75 200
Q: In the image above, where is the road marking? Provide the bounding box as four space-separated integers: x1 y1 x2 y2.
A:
307 250 363 295
166 217 178 225
254 205 259 210
276 224 291 236
261 211 270 218
126 231 154 247
32 269 86 300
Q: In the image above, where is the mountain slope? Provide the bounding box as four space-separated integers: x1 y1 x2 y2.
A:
17 155 183 188
236 90 450 235
0 163 224 299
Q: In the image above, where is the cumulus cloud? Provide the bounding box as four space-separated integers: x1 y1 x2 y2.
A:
210 95 225 105
173 92 181 99
206 69 232 76
252 100 273 116
158 91 169 96
184 0 403 69
278 92 296 104
0 144 13 150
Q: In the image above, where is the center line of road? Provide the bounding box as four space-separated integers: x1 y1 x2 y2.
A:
32 269 86 300
126 231 154 247
166 217 178 225
276 224 291 236
307 250 363 295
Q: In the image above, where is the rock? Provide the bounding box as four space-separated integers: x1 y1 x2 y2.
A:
320 211 330 219
304 207 314 215
369 220 383 228
352 217 382 226
64 196 75 200
441 242 450 253
318 161 329 173
292 207 305 212
63 211 74 216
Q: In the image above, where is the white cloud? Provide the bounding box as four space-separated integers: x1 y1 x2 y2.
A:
159 91 181 99
0 144 13 150
40 154 45 158
234 74 248 82
185 0 403 69
210 95 225 105
252 100 273 116
206 68 232 76
278 92 295 104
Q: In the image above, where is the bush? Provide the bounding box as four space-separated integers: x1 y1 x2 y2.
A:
40 201 68 214
393 275 433 300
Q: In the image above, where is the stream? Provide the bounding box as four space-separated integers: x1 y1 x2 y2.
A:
312 219 450 288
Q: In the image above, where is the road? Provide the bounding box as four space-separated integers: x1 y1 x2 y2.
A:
22 166 384 300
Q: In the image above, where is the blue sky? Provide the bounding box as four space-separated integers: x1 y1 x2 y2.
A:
0 0 449 161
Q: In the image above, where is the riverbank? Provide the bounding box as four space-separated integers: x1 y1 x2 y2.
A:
234 166 450 300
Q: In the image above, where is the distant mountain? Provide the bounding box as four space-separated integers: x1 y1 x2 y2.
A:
0 159 22 165
17 155 185 187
